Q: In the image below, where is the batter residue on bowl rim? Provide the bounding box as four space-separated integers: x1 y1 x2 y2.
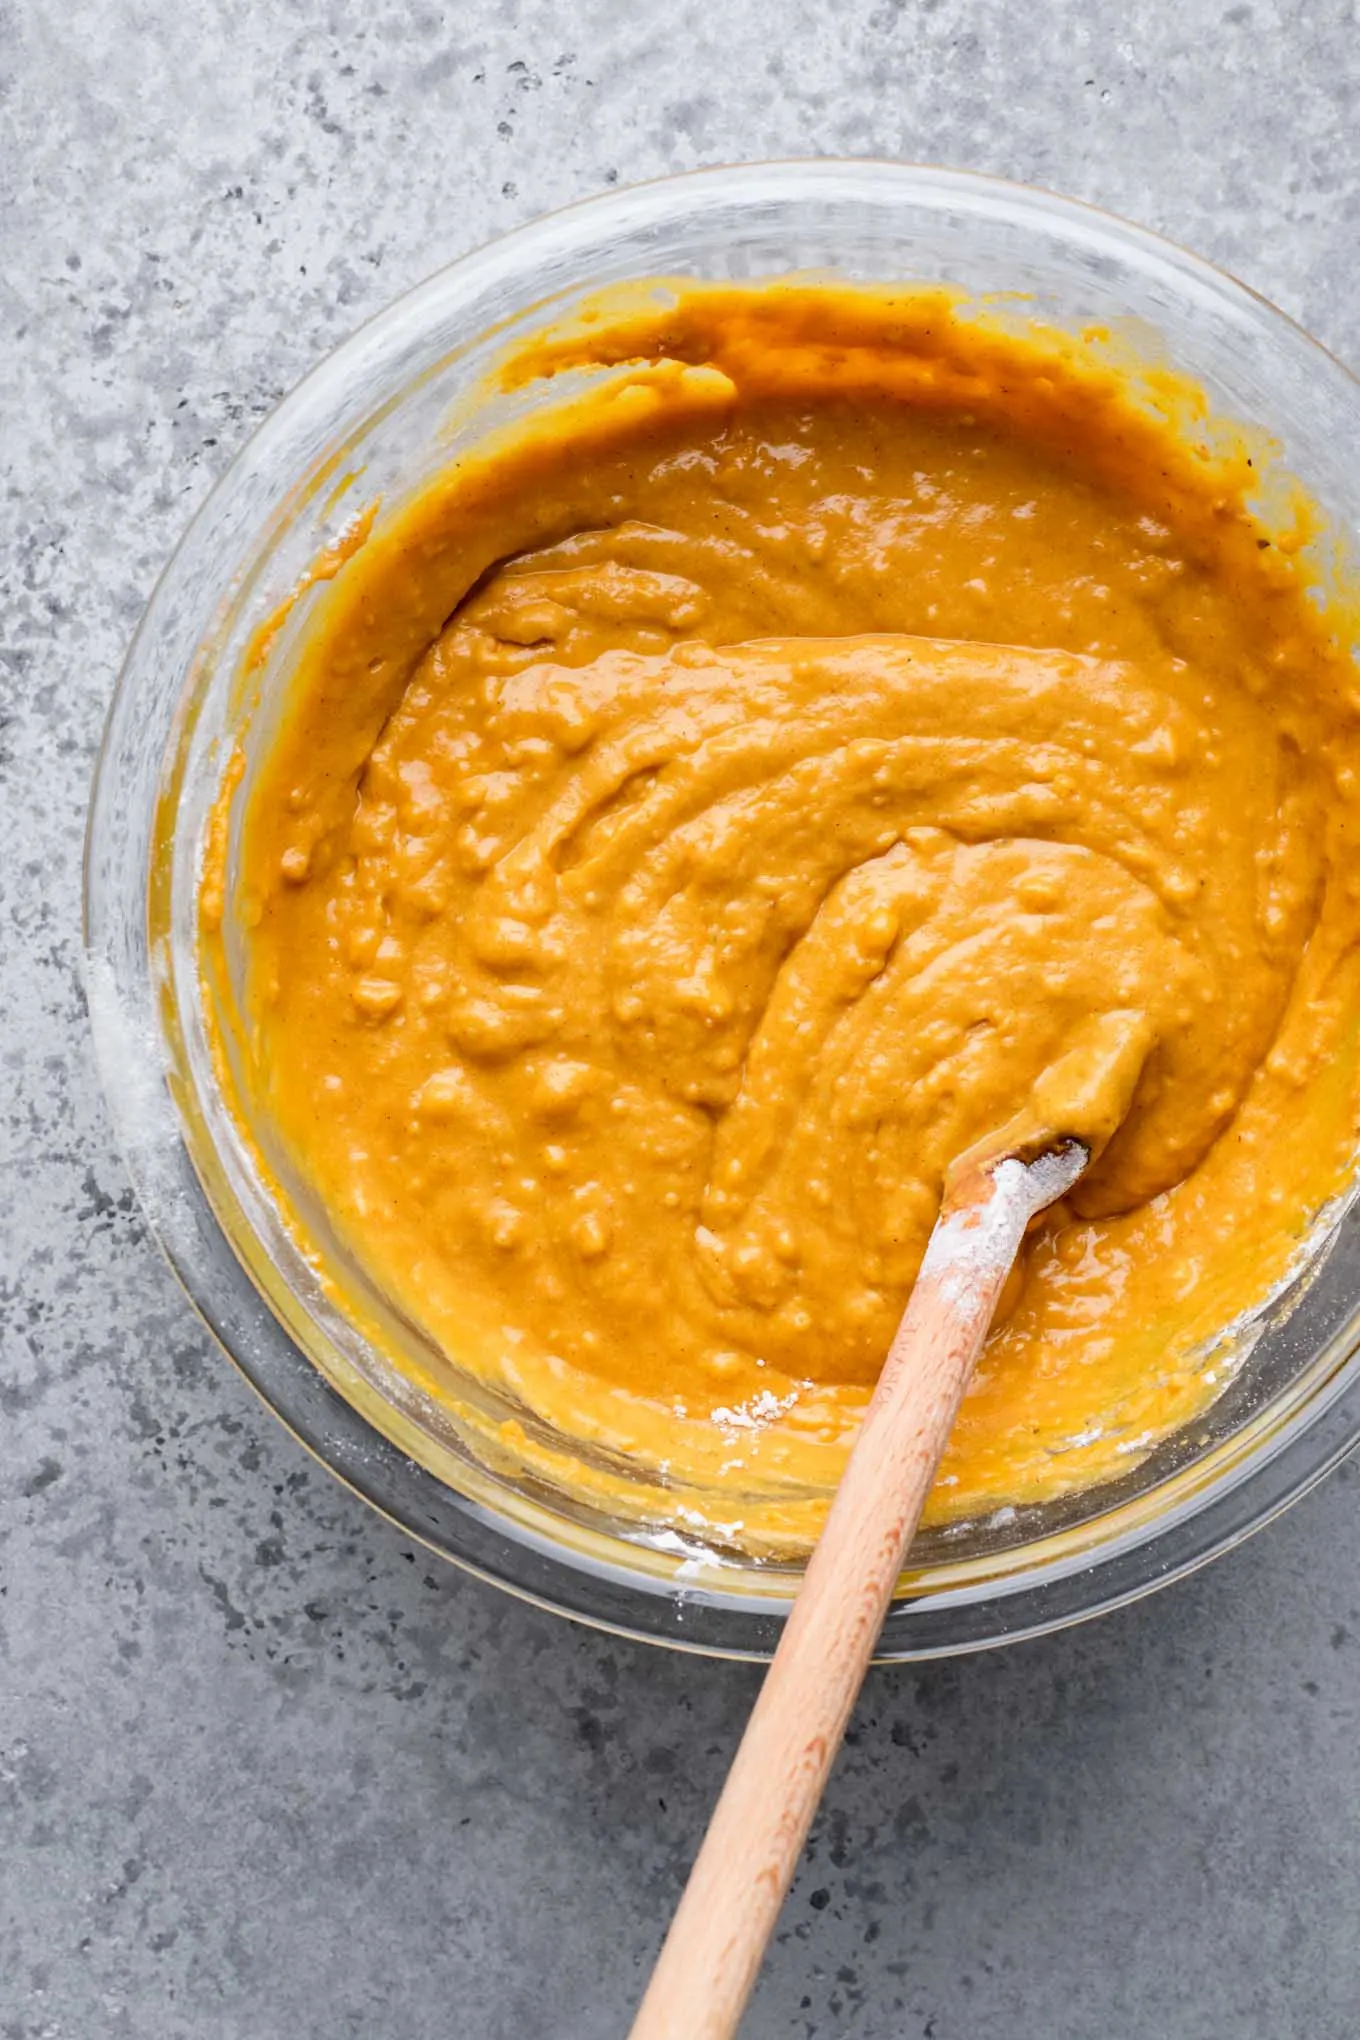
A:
201 281 1360 1555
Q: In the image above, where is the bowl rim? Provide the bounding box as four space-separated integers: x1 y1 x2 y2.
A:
84 157 1360 1661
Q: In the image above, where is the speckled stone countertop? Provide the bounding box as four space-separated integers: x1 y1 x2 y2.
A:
5 5 1360 2035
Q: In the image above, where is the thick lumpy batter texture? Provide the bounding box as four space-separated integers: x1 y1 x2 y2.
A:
213 285 1360 1549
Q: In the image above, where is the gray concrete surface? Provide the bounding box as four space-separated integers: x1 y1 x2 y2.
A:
5 2 1360 2034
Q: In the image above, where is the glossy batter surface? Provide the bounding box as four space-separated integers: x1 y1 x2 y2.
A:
211 285 1360 1546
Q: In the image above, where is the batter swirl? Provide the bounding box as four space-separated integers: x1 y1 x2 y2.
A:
210 285 1360 1546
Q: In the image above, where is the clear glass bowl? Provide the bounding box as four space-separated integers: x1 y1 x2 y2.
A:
85 162 1360 1660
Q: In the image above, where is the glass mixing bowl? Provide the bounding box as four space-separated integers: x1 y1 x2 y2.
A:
85 161 1360 1660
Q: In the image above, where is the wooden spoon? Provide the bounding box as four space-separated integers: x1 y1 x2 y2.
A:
629 1132 1090 2040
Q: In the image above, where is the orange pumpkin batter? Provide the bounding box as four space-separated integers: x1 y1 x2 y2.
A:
205 283 1360 1551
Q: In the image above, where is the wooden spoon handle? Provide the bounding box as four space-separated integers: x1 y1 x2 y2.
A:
629 1153 1075 2040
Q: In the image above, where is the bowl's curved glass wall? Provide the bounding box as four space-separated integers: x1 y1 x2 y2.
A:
86 163 1360 1658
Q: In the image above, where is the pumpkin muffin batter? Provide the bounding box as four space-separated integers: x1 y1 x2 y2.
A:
206 284 1360 1551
